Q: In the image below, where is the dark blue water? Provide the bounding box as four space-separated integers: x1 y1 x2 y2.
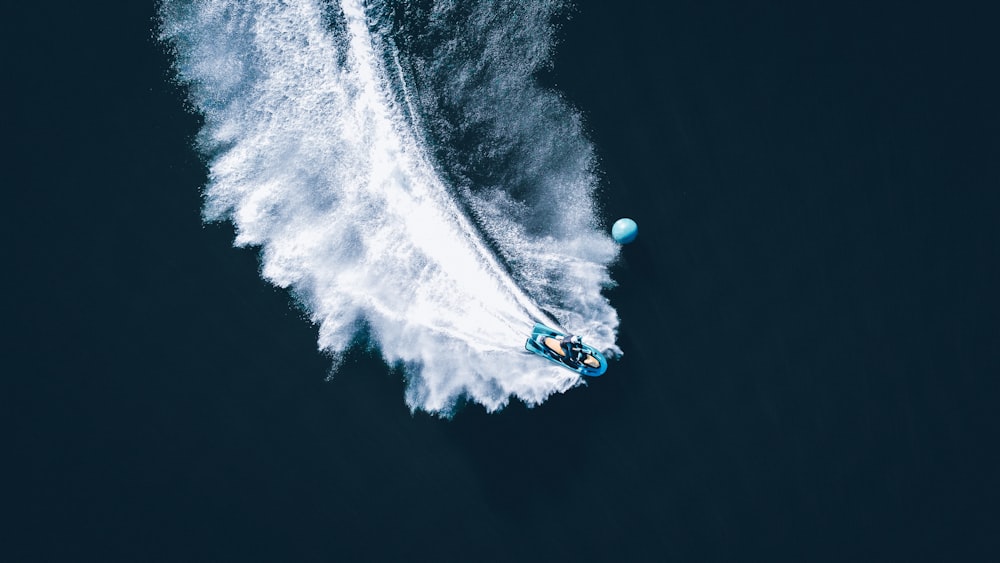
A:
7 1 999 561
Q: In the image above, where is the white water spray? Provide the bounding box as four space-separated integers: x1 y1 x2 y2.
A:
160 0 620 414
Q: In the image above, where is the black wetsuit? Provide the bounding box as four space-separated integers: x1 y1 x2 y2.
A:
561 335 584 363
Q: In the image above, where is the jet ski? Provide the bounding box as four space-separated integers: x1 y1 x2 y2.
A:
525 323 608 377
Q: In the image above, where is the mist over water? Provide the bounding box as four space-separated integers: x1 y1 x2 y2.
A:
159 0 620 414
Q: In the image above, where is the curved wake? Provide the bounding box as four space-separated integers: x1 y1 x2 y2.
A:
160 0 620 414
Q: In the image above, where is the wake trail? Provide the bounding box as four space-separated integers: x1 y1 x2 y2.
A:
160 0 619 414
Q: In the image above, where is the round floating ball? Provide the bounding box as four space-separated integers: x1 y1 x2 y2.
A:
611 218 638 244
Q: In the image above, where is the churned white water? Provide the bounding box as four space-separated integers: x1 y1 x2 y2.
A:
160 0 620 414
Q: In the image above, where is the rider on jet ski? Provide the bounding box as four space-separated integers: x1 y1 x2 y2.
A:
560 335 586 364
526 322 608 376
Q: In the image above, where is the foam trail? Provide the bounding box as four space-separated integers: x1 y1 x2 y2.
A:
160 0 620 414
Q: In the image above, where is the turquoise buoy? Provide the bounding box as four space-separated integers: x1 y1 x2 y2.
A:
611 218 638 244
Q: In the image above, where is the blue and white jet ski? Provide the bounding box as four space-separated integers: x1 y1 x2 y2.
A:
525 323 607 377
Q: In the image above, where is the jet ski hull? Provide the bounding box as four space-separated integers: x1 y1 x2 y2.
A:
525 323 607 377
